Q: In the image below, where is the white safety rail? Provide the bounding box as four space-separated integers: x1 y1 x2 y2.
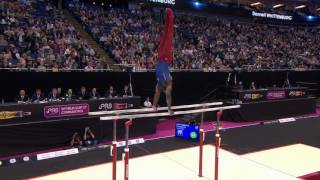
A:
100 105 240 121
89 102 223 116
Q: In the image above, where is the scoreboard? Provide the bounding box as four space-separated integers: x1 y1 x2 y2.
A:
175 122 199 140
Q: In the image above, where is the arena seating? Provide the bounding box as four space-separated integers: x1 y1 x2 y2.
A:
1 0 104 70
67 1 320 71
1 0 320 71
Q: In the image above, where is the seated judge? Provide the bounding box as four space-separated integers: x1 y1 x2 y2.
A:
15 89 29 103
78 86 90 100
90 88 100 100
235 81 244 90
65 88 77 101
120 85 131 97
48 88 61 102
31 89 45 103
57 87 62 98
105 86 117 98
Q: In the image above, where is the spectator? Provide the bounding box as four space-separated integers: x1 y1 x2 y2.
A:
65 88 77 101
15 90 29 103
0 35 8 49
78 86 90 100
238 81 244 90
105 86 117 98
52 63 59 72
37 61 47 72
250 82 256 90
57 88 63 98
120 85 131 97
144 97 152 108
31 89 45 103
1 1 102 71
90 88 100 99
48 88 60 102
84 62 94 71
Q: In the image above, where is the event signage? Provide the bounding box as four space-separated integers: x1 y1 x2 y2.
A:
278 117 296 123
267 91 286 100
116 138 145 147
9 159 16 164
288 90 306 98
175 122 199 140
142 0 317 24
0 97 140 126
148 0 175 5
37 148 79 161
44 103 89 118
252 11 293 21
243 93 264 101
234 87 306 103
98 102 134 111
0 111 31 120
0 155 34 167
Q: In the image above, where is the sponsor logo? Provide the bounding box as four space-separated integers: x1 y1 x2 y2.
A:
80 146 98 152
267 91 286 100
288 91 305 97
37 148 79 161
9 159 16 164
98 103 134 110
149 0 175 5
243 93 264 100
261 120 279 125
116 138 145 147
98 103 113 110
0 111 31 120
279 118 296 123
44 104 89 118
23 156 30 162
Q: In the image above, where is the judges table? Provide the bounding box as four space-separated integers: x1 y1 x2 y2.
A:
0 97 158 157
0 97 140 125
223 87 316 122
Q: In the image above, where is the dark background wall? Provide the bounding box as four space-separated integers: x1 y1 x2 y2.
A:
1 71 319 105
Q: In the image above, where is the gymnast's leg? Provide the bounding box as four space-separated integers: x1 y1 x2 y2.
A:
152 84 162 110
165 78 173 115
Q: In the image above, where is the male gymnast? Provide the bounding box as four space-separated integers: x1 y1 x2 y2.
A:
152 8 174 115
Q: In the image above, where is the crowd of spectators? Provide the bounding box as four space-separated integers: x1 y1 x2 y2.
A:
14 85 132 103
0 0 106 71
1 0 319 71
68 1 320 71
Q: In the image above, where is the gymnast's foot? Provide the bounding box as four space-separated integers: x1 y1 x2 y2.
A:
152 106 157 111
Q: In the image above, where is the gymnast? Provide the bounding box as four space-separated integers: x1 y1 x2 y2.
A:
152 8 175 115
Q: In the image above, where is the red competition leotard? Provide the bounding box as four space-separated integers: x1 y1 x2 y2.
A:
158 8 174 64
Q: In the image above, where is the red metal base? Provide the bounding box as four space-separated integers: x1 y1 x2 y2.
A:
124 148 129 180
214 134 220 180
198 129 205 177
112 141 117 180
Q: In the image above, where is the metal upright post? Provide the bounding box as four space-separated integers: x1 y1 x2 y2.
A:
214 110 223 180
112 117 118 180
198 105 205 177
124 119 133 180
